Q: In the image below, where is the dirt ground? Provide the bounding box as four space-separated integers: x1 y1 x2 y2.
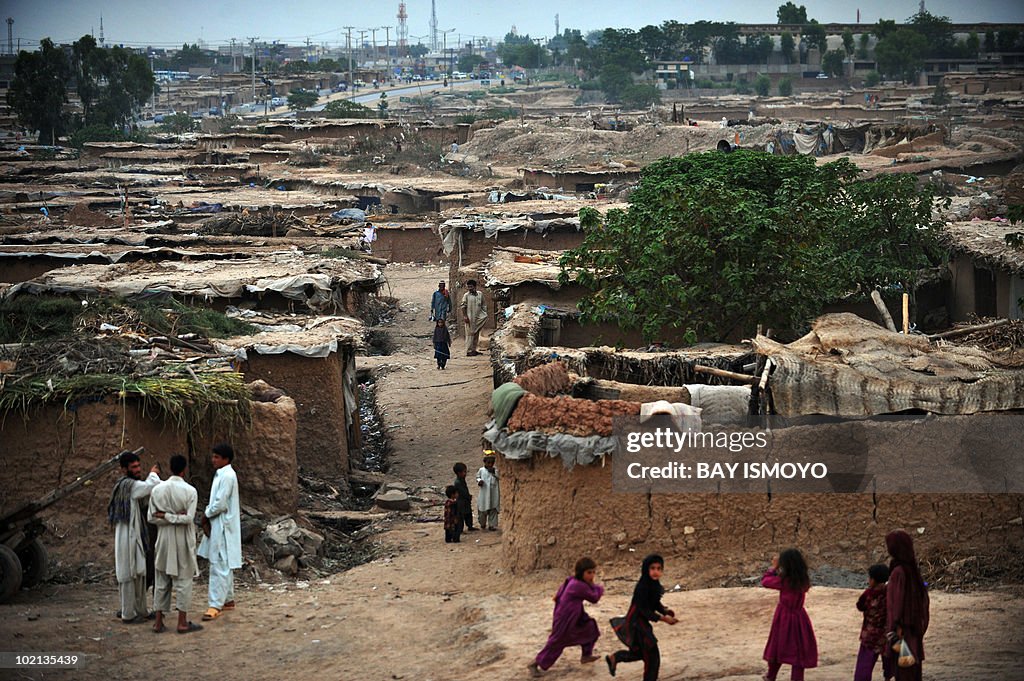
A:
2 264 1023 681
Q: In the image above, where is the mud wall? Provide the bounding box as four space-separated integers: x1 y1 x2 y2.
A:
0 396 297 573
242 352 350 481
373 226 444 263
499 453 1024 580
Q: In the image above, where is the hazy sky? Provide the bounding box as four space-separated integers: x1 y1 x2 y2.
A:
1 0 1022 49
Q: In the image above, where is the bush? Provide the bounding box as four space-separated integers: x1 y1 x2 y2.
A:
755 74 771 97
579 80 602 91
735 78 753 95
864 70 881 87
68 124 153 150
777 77 793 96
619 84 661 108
695 78 716 89
321 99 375 119
156 113 197 134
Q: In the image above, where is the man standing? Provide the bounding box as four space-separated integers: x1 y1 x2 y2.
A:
108 450 161 624
460 279 487 356
198 443 241 622
148 454 202 634
476 454 500 531
430 280 452 322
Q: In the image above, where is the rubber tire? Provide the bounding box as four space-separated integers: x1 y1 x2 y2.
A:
0 544 23 603
17 538 49 589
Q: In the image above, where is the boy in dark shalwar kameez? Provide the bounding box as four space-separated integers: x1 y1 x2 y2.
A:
528 557 604 676
606 554 678 680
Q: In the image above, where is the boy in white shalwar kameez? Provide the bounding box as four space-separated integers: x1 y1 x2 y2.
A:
108 450 161 623
148 454 201 633
198 443 242 621
476 453 500 530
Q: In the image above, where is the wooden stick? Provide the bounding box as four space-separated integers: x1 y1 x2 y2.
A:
871 290 897 332
927 319 1010 341
902 293 910 334
759 358 774 391
692 364 758 385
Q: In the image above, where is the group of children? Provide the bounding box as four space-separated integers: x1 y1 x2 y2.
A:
526 530 929 681
443 455 501 543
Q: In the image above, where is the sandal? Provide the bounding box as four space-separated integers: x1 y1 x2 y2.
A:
201 607 221 621
177 621 204 634
152 624 166 634
581 654 600 664
222 600 235 611
605 654 616 677
527 662 542 677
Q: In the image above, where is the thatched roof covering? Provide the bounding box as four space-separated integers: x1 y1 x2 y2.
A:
483 247 573 288
944 221 1024 275
2 253 382 311
215 315 363 358
755 313 1024 416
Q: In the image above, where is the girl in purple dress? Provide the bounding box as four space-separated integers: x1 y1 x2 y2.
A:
528 557 604 676
762 548 818 681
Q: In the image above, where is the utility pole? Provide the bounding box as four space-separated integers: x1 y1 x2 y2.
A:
6 17 12 56
384 26 390 72
248 37 258 105
230 38 236 72
344 26 354 100
430 0 438 51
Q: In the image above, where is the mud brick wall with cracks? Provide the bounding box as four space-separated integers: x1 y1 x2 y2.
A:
0 396 297 571
498 453 1024 578
372 226 445 263
241 351 351 485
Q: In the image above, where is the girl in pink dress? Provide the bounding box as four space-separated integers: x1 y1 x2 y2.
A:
761 548 818 681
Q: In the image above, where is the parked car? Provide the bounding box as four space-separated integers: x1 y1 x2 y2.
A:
816 72 829 79
271 96 285 106
412 74 423 81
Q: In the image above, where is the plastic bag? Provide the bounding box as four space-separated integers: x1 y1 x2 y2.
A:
898 639 917 668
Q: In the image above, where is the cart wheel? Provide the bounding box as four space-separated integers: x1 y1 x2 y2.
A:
0 544 23 603
17 539 49 589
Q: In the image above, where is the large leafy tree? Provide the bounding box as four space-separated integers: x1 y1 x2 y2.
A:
72 35 155 129
777 2 808 24
7 38 71 143
559 152 943 342
286 88 318 110
874 29 929 82
822 49 846 77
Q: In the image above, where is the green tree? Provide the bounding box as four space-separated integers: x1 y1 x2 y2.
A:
409 43 429 59
965 32 980 55
558 152 942 341
984 30 996 52
874 20 898 41
857 33 871 60
158 112 197 133
6 38 71 143
458 54 486 73
842 29 855 56
864 70 881 86
619 84 660 108
71 35 155 129
315 58 341 72
997 29 1020 52
321 99 375 119
287 88 319 110
598 64 633 101
777 2 808 24
802 21 828 53
822 49 846 77
778 77 793 96
780 32 795 63
930 82 951 106
755 74 771 96
874 29 928 82
909 10 956 57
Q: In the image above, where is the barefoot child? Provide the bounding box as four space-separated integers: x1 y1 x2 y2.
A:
606 554 677 680
528 557 604 676
855 564 893 681
452 463 474 531
443 485 461 543
762 549 818 681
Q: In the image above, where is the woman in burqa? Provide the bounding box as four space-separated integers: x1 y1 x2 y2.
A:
606 553 678 680
886 530 930 681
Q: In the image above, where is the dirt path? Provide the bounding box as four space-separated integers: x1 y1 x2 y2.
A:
2 263 1023 681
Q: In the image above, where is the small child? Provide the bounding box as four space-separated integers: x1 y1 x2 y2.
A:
432 319 451 370
854 564 893 681
606 554 677 680
452 462 474 531
443 485 461 543
762 549 818 681
528 557 604 676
